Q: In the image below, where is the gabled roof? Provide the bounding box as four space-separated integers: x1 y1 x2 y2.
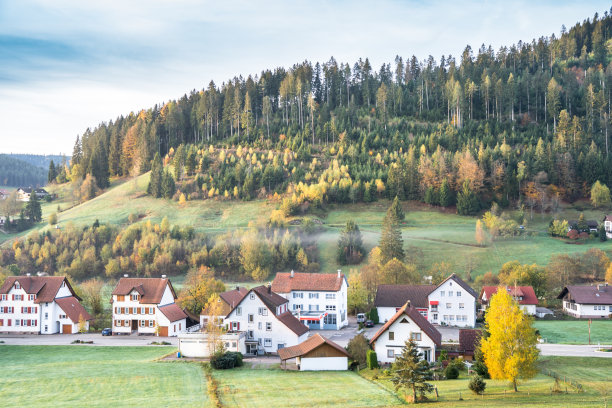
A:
374 284 435 308
158 303 188 322
0 276 78 303
276 311 309 336
55 296 92 322
557 285 612 305
370 302 442 347
480 286 538 305
435 274 477 298
219 287 249 309
271 272 346 293
604 215 612 222
278 333 349 361
458 329 481 353
252 285 289 311
111 278 177 304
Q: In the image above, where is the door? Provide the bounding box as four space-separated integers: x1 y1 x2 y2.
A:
62 324 72 334
159 326 168 337
131 320 138 331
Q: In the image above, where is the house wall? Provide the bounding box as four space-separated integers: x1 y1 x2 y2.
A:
520 304 536 315
563 301 612 318
377 307 398 323
225 293 304 352
372 316 437 365
427 280 476 327
157 312 185 336
300 357 348 371
0 285 40 333
112 293 158 334
178 333 246 357
159 284 175 306
604 220 611 238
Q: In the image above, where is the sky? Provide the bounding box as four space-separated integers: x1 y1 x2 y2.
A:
0 0 609 155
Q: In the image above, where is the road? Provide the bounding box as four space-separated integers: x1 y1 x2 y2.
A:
538 343 612 358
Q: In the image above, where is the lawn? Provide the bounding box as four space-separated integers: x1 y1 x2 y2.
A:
213 366 402 408
535 320 612 344
0 346 208 408
360 356 612 407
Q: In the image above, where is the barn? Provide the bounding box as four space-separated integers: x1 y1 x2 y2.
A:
278 333 350 371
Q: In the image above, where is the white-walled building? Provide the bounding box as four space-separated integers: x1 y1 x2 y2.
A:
480 286 538 315
370 302 442 364
271 270 349 330
16 187 49 202
111 276 187 336
278 333 350 371
558 284 612 318
178 331 246 358
225 285 309 355
200 286 248 328
0 275 91 334
604 215 612 239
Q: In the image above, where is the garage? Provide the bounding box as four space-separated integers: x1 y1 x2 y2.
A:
62 324 72 334
278 333 349 371
159 326 168 337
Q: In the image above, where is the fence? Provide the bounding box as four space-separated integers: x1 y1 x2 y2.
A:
541 368 584 392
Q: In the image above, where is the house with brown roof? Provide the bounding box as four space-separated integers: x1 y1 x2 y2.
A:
375 274 477 327
111 275 187 336
278 333 350 371
480 286 538 315
224 285 309 355
0 274 91 334
557 284 612 318
438 329 482 361
370 302 442 364
271 270 348 330
200 286 248 328
604 215 612 239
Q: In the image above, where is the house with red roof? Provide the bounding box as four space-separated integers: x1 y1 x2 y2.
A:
111 275 187 336
271 270 348 330
224 285 309 355
0 274 91 334
557 284 612 318
480 286 538 315
200 286 248 328
370 302 442 364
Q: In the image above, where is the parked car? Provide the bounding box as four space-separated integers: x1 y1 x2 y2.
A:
101 328 112 336
364 320 374 328
357 313 366 323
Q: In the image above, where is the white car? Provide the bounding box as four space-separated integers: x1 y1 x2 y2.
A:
356 313 366 323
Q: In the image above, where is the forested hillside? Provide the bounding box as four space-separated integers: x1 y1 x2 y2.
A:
6 154 68 170
0 154 48 187
70 11 612 214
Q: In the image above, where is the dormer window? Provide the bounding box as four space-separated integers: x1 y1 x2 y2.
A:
131 294 139 301
14 283 21 290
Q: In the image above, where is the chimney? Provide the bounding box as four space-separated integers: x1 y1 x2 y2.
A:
290 270 294 278
123 274 129 278
406 300 411 308
161 274 167 279
26 273 31 277
267 284 271 294
236 286 240 291
337 269 341 278
597 284 602 291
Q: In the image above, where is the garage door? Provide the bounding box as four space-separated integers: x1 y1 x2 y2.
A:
62 324 72 334
159 326 168 337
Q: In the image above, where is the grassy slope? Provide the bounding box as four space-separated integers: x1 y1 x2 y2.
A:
535 320 612 344
0 346 207 408
213 366 402 408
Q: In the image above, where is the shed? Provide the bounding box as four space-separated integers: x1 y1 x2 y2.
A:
278 333 350 371
177 331 246 358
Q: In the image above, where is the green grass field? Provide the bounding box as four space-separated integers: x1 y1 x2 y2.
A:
0 346 207 408
535 320 612 344
361 356 612 407
213 365 402 407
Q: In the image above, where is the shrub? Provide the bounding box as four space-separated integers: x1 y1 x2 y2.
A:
366 350 379 369
472 360 489 378
444 364 459 379
448 357 466 371
468 374 486 394
210 351 244 369
368 307 379 324
48 212 58 225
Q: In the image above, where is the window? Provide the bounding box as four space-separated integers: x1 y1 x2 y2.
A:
264 338 272 347
117 295 125 302
248 314 254 323
149 307 154 314
141 307 145 314
440 291 445 297
59 314 67 319
325 293 336 300
131 294 139 301
266 322 272 331
446 303 451 309
14 282 21 289
250 293 255 300
459 303 464 309
443 315 448 321
15 319 20 326
236 307 242 316
29 294 35 301
449 315 455 321
45 312 48 319
140 320 145 327
309 304 319 311
293 304 303 311
124 320 130 327
324 314 337 325
258 307 268 316
448 291 453 297
389 331 395 340
410 332 422 341
258 322 262 330
247 330 254 339
44 325 48 332
149 320 154 327
231 321 240 331
457 291 461 297
432 313 438 321
0 294 5 300
293 292 304 299
326 305 336 311
387 349 395 358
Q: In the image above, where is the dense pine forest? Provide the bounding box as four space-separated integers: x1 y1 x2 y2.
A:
68 11 612 215
0 155 48 187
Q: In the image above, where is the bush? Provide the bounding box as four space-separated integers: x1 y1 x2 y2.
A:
444 364 459 379
448 357 466 371
368 307 379 324
366 350 379 369
48 212 58 225
210 351 244 369
468 374 486 394
472 360 489 378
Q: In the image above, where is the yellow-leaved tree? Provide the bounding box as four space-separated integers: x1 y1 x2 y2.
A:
481 288 539 391
204 293 226 356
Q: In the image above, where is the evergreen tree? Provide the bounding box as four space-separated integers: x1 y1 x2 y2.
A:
456 181 479 215
72 136 83 166
337 220 365 265
438 179 453 207
89 139 110 189
147 153 163 198
25 191 42 222
380 211 404 264
390 339 434 403
161 169 176 199
48 160 57 183
388 196 405 222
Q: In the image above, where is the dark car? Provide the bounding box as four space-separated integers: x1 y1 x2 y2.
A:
101 328 112 336
364 320 374 328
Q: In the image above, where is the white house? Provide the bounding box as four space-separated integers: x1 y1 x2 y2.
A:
604 215 612 239
200 286 248 328
16 187 49 202
426 274 477 327
370 302 442 364
0 275 91 334
224 285 309 355
177 331 246 358
480 286 538 315
558 284 612 318
271 270 349 330
111 276 187 336
278 333 350 371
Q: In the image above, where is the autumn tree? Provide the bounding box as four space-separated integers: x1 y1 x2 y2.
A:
347 333 370 366
380 258 420 285
497 261 547 298
481 289 539 392
390 339 434 403
337 220 365 265
204 293 226 355
178 266 226 315
475 220 486 246
80 278 105 316
347 273 368 314
590 181 611 208
240 230 273 280
78 314 87 333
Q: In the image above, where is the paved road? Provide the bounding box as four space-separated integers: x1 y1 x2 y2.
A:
0 333 178 346
538 343 612 358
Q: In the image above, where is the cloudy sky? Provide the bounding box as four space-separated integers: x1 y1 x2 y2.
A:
0 0 608 155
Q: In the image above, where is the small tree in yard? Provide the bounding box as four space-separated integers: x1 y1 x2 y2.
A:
347 333 370 366
480 288 539 392
368 307 379 324
391 339 434 403
78 314 87 333
468 375 487 395
366 350 379 369
204 293 226 356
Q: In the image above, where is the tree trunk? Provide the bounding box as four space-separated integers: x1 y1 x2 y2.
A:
513 379 518 392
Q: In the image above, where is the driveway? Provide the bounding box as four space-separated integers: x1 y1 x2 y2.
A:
0 333 178 347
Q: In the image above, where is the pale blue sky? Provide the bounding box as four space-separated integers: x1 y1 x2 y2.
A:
0 0 609 154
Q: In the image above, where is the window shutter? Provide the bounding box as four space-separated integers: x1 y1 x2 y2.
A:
237 322 240 331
